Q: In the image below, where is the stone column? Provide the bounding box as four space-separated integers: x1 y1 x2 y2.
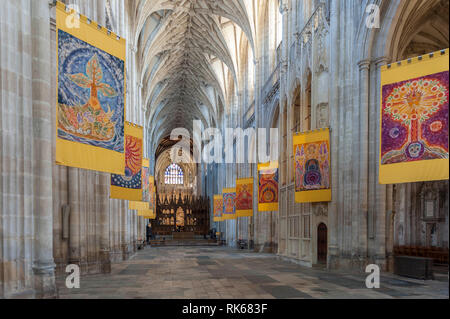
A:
373 56 390 269
68 168 80 266
327 0 341 267
357 59 370 259
99 173 111 273
31 0 56 298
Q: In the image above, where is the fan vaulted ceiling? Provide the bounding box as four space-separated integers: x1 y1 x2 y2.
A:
131 0 255 158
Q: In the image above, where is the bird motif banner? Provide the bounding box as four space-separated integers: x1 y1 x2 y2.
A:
213 195 224 222
129 158 150 210
222 188 236 220
235 178 253 217
55 1 126 174
110 122 143 201
293 128 332 203
258 162 279 211
380 49 449 184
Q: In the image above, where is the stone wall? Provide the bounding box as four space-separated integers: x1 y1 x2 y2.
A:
0 0 147 298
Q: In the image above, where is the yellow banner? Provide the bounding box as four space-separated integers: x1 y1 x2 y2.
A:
293 128 332 203
236 178 253 217
110 122 143 201
138 209 155 219
258 162 279 211
380 49 449 184
222 188 236 220
149 176 156 212
55 1 126 174
128 158 151 211
213 195 224 222
129 201 149 211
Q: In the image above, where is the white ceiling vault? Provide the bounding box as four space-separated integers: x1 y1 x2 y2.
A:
129 0 258 159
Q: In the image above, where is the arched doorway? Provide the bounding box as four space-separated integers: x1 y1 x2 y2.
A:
317 223 328 264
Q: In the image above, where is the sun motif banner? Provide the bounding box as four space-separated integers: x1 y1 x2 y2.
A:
56 2 126 174
222 188 236 220
235 178 253 217
293 128 331 203
213 195 224 222
380 49 449 184
258 162 279 212
110 123 143 201
129 158 150 210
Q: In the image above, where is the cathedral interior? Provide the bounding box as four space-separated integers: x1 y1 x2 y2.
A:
0 0 449 300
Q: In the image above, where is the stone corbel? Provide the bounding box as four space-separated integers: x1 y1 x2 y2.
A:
357 59 371 71
373 56 390 68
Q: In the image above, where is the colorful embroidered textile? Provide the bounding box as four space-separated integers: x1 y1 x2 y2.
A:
149 176 156 212
258 162 279 211
380 49 449 184
56 2 126 174
222 188 236 220
110 123 143 201
129 158 150 210
213 195 224 222
236 178 253 217
293 128 331 203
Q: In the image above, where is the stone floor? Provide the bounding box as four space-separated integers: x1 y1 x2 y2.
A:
57 246 449 299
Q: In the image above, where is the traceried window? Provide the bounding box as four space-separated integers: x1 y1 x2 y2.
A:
164 164 184 185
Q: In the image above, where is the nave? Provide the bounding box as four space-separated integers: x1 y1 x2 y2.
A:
0 0 448 299
57 246 448 299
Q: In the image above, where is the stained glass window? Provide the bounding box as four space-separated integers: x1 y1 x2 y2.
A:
164 163 184 185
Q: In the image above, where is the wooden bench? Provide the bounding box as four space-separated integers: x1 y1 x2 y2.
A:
394 256 434 280
150 239 165 247
394 245 449 264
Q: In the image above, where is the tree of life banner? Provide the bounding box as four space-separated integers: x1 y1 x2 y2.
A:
380 49 449 184
129 158 150 211
222 188 236 220
213 195 224 222
258 162 279 212
236 178 253 217
56 1 126 174
293 128 331 203
110 122 143 201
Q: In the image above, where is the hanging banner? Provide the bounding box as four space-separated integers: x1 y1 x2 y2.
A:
110 122 143 201
258 162 279 211
142 158 150 202
149 176 156 212
213 195 224 222
380 49 449 184
222 188 236 220
235 178 253 217
129 201 149 210
56 1 126 174
129 158 150 210
138 209 155 219
293 128 332 203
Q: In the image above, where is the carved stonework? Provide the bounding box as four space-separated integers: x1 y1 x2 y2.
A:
419 182 444 221
315 32 328 74
316 103 329 128
314 204 328 217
